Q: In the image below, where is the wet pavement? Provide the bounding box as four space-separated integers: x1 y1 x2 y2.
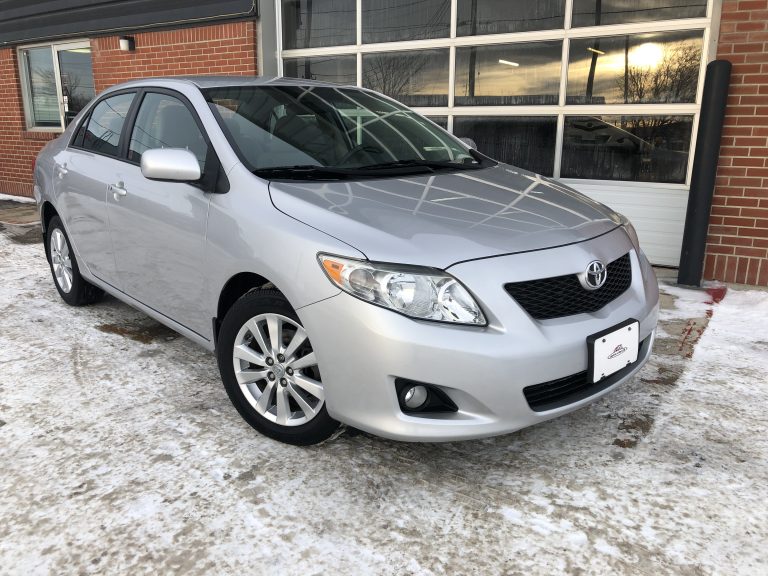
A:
1 217 767 575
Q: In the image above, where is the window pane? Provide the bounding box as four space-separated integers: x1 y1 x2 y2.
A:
567 31 702 104
561 115 693 183
457 0 564 36
128 93 207 169
425 116 448 129
455 42 562 106
572 0 706 27
81 92 135 156
362 49 449 107
281 0 355 49
57 47 95 126
21 47 59 128
453 116 557 176
363 0 450 43
283 55 357 84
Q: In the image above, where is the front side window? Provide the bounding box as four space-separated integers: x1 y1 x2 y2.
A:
128 93 208 169
80 92 135 156
19 41 94 130
206 85 482 178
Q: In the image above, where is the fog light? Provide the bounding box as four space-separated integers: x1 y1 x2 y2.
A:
403 385 428 409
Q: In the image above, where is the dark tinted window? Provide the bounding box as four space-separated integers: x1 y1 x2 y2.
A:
457 0 564 35
362 49 450 107
561 115 693 183
80 92 135 156
567 31 702 105
455 42 562 106
453 116 558 176
572 0 706 27
282 0 356 49
363 0 450 43
283 55 357 84
128 93 208 169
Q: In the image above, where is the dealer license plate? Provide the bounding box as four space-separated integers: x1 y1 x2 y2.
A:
587 319 640 383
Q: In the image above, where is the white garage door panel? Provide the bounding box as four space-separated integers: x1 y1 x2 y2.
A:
561 179 690 267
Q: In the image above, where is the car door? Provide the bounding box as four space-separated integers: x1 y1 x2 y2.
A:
106 89 214 337
54 91 136 284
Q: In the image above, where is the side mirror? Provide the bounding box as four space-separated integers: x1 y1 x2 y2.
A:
140 148 201 182
458 137 477 150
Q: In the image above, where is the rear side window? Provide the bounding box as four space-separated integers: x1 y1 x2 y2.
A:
80 92 135 156
128 92 208 170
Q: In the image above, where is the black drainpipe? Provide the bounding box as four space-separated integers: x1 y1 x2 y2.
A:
677 60 732 287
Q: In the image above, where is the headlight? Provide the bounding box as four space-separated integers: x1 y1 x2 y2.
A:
318 254 486 325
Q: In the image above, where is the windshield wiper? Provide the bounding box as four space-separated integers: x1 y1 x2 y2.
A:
252 165 358 180
358 159 482 171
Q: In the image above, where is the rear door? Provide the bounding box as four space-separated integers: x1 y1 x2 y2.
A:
106 89 214 337
55 91 136 284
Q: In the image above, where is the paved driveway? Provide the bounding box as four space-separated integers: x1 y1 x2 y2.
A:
0 228 766 575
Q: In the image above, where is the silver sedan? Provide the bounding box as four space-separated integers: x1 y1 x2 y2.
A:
34 77 659 445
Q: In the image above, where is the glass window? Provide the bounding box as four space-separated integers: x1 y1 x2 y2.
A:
20 47 59 128
363 0 450 43
453 116 558 176
57 47 95 126
281 0 355 49
128 93 208 169
81 93 135 156
283 55 357 84
457 0 565 36
572 0 706 27
362 49 449 107
204 85 480 175
425 116 448 130
455 42 562 106
561 115 693 183
567 31 702 104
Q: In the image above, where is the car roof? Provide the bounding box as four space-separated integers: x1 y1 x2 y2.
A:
105 75 355 91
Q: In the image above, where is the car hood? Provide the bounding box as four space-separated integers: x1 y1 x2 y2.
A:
269 163 621 268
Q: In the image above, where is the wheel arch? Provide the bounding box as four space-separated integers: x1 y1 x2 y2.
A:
214 272 288 347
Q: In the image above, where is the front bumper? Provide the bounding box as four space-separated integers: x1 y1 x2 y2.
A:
298 227 659 441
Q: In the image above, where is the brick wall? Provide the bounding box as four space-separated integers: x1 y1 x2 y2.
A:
705 0 768 286
0 20 257 199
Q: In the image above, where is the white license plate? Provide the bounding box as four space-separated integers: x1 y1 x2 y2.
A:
588 320 640 383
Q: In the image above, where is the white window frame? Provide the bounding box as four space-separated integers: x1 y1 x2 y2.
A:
17 39 91 132
275 0 720 186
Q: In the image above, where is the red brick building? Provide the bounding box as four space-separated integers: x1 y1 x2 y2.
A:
0 0 766 286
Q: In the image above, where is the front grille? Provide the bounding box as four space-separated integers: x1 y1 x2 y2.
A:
504 253 632 320
523 336 650 412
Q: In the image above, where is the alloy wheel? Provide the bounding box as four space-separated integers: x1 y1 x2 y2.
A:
232 313 324 426
50 228 73 293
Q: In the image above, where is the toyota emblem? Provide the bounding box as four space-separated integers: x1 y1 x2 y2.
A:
579 260 607 290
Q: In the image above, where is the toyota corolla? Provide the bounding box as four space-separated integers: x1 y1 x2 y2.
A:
34 77 659 445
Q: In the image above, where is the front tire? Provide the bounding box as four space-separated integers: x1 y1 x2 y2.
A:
216 289 339 446
46 215 104 306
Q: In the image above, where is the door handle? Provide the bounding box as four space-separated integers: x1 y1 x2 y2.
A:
109 182 127 200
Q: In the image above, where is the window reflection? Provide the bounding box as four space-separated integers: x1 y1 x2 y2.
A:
22 47 59 127
561 115 693 183
453 116 557 176
425 116 448 129
362 49 449 107
567 31 702 104
281 0 355 49
283 55 357 84
363 0 450 43
457 0 565 36
572 0 706 27
455 42 562 106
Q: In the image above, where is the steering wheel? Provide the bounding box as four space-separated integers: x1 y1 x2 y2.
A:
337 144 383 165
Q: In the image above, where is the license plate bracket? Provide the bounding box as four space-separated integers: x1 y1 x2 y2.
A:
587 319 640 384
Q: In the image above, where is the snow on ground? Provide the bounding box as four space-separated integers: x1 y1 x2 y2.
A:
1 229 767 575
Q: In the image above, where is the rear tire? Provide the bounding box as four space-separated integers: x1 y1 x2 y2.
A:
46 215 104 306
216 289 339 446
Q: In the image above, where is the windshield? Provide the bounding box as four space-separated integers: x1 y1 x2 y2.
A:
204 85 489 179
